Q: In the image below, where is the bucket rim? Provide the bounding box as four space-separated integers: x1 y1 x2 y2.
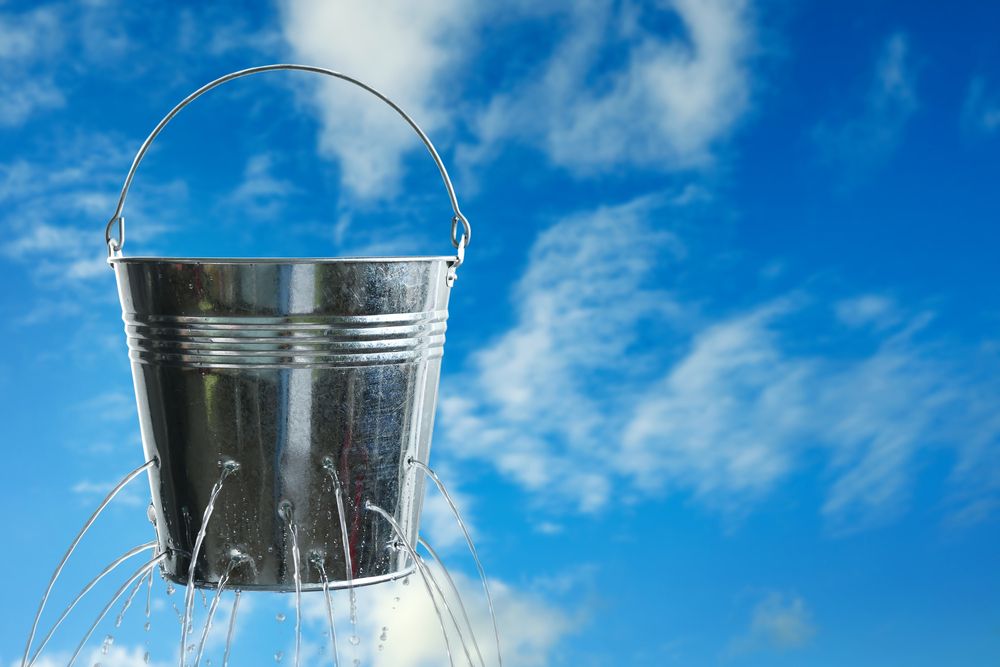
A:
109 255 457 266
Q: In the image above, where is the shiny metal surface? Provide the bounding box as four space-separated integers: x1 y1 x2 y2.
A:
113 257 452 591
102 64 471 276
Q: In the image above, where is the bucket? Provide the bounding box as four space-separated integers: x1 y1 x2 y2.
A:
105 65 471 591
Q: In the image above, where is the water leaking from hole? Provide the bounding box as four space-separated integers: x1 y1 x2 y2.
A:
365 501 457 667
322 455 359 659
410 458 503 667
180 459 240 667
21 459 156 667
279 500 302 667
419 537 485 667
309 552 341 667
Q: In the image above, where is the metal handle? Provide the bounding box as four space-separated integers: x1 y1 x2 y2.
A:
104 64 471 267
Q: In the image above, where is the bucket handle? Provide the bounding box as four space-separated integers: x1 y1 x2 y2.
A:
103 64 471 273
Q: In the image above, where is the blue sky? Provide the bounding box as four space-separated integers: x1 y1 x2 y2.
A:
1 0 999 665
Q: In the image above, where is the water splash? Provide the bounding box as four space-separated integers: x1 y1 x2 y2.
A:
310 554 341 667
410 458 502 667
279 501 302 667
180 459 240 667
222 590 241 667
116 570 152 628
21 458 156 667
419 537 485 667
365 502 455 667
67 553 168 667
27 542 156 666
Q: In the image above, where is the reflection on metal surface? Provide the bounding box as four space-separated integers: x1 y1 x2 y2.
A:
115 258 450 591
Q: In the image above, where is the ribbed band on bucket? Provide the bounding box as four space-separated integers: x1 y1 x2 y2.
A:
124 310 448 368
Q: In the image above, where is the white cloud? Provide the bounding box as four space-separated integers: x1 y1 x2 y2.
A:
21 643 169 667
298 562 576 667
461 0 755 175
440 196 682 512
834 294 898 329
278 0 474 199
961 76 1000 135
439 195 1000 527
814 32 917 177
219 154 298 221
730 592 816 654
0 7 65 127
0 77 64 127
0 134 185 290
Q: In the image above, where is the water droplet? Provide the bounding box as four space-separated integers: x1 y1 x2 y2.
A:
101 635 113 655
187 644 195 653
379 626 388 642
144 621 151 632
275 612 286 622
143 652 150 664
402 576 410 586
166 582 175 596
349 635 360 646
378 644 383 652
146 503 157 525
274 651 284 663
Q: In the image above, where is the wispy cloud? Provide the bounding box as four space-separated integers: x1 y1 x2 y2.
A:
219 154 298 221
961 76 1000 135
441 195 683 512
813 32 917 180
0 6 64 127
460 0 756 176
729 591 816 654
0 133 185 293
440 195 1000 528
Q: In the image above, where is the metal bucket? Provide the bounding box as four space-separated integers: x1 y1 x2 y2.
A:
104 65 471 591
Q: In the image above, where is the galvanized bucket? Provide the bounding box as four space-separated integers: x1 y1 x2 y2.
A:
105 65 471 591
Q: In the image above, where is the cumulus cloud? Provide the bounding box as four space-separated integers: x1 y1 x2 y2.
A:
814 32 918 179
278 0 474 199
439 195 1000 527
461 0 755 175
277 0 756 200
296 561 576 667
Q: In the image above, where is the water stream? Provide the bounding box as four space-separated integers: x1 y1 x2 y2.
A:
21 458 156 667
410 458 503 667
322 456 359 657
310 555 341 667
25 459 502 667
419 537 485 667
180 460 240 667
279 501 303 667
26 541 156 667
67 552 168 667
222 590 241 667
365 501 457 667
417 553 479 667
